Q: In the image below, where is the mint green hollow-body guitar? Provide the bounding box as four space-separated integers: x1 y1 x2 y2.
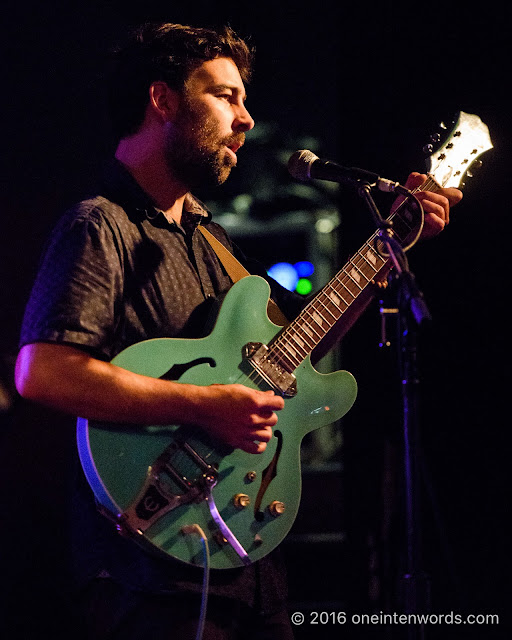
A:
77 275 357 569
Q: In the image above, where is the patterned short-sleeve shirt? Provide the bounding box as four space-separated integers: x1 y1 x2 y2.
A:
19 158 302 612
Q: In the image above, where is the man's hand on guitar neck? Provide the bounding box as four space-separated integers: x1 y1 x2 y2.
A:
395 172 463 240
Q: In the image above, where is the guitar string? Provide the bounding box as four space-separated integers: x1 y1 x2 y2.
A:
269 227 393 370
170 178 440 478
168 181 442 475
188 179 442 464
230 178 439 380
264 180 441 372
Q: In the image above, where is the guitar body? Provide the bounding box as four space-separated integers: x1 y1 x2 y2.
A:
77 276 358 569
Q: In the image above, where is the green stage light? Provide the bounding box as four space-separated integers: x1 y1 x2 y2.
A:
295 278 313 295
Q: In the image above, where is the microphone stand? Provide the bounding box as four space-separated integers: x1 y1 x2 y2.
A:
356 182 431 640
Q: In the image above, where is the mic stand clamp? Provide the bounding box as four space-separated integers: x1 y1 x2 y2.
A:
356 181 431 639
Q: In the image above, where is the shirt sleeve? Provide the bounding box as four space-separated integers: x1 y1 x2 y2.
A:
19 204 124 361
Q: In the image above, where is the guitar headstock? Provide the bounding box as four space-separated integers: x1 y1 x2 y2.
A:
425 111 493 189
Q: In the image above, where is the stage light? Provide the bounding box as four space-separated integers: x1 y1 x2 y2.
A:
295 278 313 295
267 261 315 295
267 262 298 292
294 260 314 278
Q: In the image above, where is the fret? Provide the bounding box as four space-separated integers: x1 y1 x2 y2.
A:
290 327 316 356
365 240 388 270
345 265 364 290
362 244 379 268
293 335 305 349
340 274 361 298
390 214 413 244
328 282 350 308
298 323 316 343
299 312 324 340
348 256 372 286
272 316 320 365
270 340 301 370
275 352 300 371
283 342 300 362
357 244 378 282
335 274 359 303
311 308 331 331
399 207 414 225
325 287 343 312
314 294 340 323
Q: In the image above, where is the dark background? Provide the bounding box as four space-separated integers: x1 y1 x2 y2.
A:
1 1 509 638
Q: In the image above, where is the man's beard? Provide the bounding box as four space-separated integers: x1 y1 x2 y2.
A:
164 100 244 191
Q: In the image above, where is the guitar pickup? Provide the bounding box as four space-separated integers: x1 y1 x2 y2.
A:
241 343 297 397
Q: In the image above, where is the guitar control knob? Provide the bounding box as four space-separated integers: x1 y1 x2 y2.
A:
268 501 286 517
233 493 251 509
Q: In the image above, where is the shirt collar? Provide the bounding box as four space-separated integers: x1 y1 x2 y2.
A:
101 158 212 228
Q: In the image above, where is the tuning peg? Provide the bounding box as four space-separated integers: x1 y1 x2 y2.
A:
422 143 434 154
430 133 441 144
439 122 447 130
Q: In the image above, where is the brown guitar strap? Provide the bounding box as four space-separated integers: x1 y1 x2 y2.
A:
198 225 289 326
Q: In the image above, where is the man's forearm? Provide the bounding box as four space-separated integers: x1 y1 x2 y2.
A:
15 342 284 454
15 342 203 424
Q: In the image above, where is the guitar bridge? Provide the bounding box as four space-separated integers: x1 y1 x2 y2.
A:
241 342 297 397
120 439 218 536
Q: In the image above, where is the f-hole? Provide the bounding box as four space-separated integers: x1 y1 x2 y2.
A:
160 357 217 381
254 429 283 521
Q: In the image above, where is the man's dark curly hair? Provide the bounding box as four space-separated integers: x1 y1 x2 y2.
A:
107 23 254 141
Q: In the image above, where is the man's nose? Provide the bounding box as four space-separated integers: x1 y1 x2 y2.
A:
234 103 254 132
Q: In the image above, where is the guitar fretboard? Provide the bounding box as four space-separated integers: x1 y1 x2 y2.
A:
268 177 439 372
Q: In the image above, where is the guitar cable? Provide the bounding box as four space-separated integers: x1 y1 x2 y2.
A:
182 524 211 640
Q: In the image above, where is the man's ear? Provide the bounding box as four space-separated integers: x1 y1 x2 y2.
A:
148 81 180 122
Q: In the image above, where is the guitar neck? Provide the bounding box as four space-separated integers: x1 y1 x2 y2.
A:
268 177 441 371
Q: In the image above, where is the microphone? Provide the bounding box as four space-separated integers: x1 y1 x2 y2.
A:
288 149 408 193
